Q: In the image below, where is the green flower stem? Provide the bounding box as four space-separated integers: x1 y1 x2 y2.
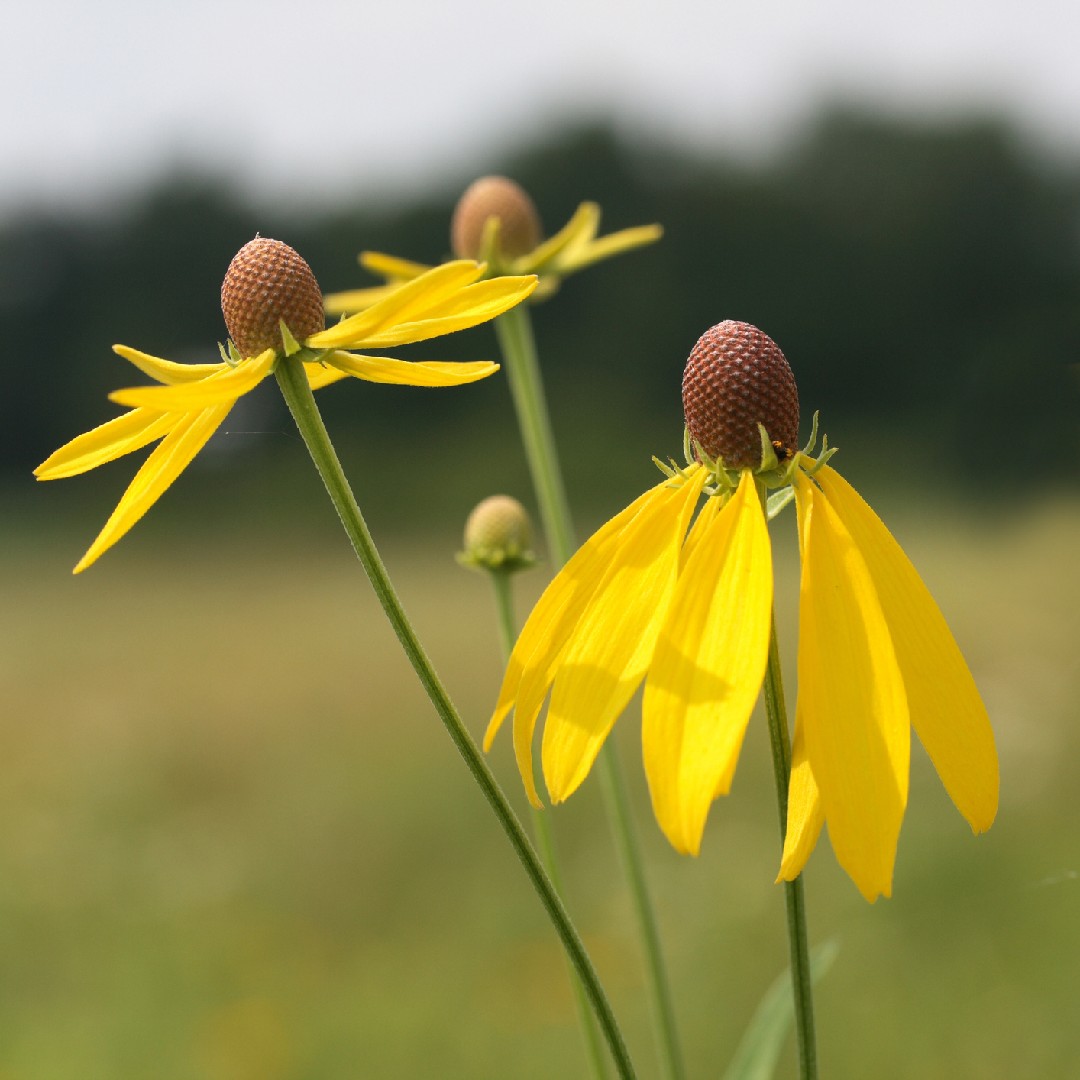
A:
491 571 609 1080
493 305 576 565
489 570 519 661
274 357 636 1080
761 613 819 1080
494 305 686 1080
595 749 685 1080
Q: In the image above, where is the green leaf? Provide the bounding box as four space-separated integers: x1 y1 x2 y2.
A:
721 940 840 1080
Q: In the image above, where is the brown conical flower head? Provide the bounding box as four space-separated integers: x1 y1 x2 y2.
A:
221 237 325 358
682 321 800 468
450 176 542 261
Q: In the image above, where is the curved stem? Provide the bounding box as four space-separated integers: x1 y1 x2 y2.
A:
491 571 609 1080
761 613 819 1080
274 357 637 1080
494 305 685 1080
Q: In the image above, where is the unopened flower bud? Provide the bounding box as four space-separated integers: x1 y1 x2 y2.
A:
451 176 542 261
682 320 800 468
221 237 325 357
459 495 536 572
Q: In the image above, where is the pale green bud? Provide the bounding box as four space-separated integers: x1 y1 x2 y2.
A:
458 495 536 573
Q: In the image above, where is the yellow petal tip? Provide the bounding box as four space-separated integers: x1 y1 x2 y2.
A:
854 879 891 904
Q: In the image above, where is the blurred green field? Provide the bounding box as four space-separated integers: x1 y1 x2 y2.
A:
3 486 1079 1079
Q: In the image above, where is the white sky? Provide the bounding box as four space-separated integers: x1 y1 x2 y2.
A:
5 0 1078 214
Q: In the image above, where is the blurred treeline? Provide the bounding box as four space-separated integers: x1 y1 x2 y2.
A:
5 108 1078 525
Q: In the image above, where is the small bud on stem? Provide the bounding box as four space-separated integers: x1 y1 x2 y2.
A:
460 494 536 572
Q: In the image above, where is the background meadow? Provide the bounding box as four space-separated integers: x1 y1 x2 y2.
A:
3 1 1080 1072
4 481 1078 1078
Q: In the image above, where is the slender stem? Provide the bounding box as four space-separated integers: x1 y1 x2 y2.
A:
490 571 518 661
491 571 609 1080
494 305 685 1080
761 613 819 1080
595 749 685 1080
274 357 637 1080
493 305 576 565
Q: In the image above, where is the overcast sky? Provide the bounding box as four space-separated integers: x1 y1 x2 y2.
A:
5 0 1078 215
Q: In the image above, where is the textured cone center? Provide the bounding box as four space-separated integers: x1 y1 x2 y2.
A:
451 176 542 261
221 237 325 358
682 320 800 468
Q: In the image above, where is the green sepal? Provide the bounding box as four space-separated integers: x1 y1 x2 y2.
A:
756 423 780 473
652 454 713 496
652 455 678 480
802 411 821 456
456 546 538 574
219 340 244 368
790 413 839 478
279 320 303 357
766 487 795 521
477 217 506 277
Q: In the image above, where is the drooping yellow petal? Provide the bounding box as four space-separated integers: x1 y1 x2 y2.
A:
359 251 432 282
677 491 720 570
794 471 910 902
555 224 664 276
777 704 826 883
815 466 998 832
354 276 539 349
108 349 275 409
112 345 224 385
487 488 661 743
542 468 707 803
642 470 773 855
72 404 232 574
485 475 695 805
307 261 486 349
517 203 599 274
35 408 179 480
323 352 498 387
